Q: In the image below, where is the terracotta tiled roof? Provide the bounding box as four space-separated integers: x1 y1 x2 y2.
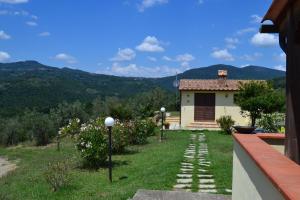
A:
179 79 249 91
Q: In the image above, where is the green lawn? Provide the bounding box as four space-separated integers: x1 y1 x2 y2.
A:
205 131 233 193
0 131 190 200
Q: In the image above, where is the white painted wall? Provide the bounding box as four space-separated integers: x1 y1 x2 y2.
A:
232 140 285 200
181 90 249 128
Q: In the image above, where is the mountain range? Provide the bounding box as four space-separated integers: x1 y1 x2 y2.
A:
0 61 285 116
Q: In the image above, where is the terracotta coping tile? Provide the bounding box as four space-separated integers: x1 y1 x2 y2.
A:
233 133 300 200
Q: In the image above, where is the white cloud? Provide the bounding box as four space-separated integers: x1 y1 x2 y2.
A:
241 52 262 61
26 21 38 26
162 55 172 61
102 62 180 77
225 37 239 49
38 32 50 37
110 48 136 61
274 65 286 71
236 27 257 36
211 49 234 61
0 30 11 40
0 51 10 62
251 33 278 47
251 14 262 23
54 53 77 64
137 0 168 12
176 53 195 62
147 56 157 62
175 53 195 68
136 36 164 52
0 0 28 4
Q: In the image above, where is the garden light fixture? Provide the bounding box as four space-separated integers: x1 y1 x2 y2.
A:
105 117 115 183
160 107 166 141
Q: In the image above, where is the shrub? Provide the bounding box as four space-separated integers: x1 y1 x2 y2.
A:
128 120 149 145
44 160 70 192
59 118 81 137
217 116 235 134
110 120 129 153
258 113 285 133
144 119 157 136
33 114 56 146
76 120 108 168
0 118 23 146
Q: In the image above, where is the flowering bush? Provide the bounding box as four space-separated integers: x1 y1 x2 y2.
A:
110 120 129 153
76 119 108 168
59 118 81 137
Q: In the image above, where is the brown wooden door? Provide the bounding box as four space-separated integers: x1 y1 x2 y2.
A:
194 93 215 121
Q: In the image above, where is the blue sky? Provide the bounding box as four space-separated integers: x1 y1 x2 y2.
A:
0 0 286 77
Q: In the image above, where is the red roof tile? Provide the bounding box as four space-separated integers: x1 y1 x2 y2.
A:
179 79 249 91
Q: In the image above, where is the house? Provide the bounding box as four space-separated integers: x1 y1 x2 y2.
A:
179 70 250 129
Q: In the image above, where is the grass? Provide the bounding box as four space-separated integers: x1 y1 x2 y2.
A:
0 131 190 200
205 131 233 193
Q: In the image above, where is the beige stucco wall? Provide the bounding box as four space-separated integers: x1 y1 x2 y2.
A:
181 90 249 127
232 140 284 200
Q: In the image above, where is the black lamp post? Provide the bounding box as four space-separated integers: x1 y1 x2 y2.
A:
105 117 115 183
160 107 166 141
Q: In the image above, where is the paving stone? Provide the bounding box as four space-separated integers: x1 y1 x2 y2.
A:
199 189 218 193
173 184 192 189
181 165 193 169
199 179 215 184
199 161 211 164
225 189 232 193
177 178 193 184
199 164 210 167
177 174 193 178
181 162 193 166
198 174 213 178
199 184 216 189
181 168 193 173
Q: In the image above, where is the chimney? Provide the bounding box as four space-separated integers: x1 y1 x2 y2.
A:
218 70 228 79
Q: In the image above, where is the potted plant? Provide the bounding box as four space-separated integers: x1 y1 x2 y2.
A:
164 122 170 130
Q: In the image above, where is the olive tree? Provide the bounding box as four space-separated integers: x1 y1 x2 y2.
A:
235 81 285 127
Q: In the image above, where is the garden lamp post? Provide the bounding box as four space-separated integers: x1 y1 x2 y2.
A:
160 107 166 141
105 117 115 183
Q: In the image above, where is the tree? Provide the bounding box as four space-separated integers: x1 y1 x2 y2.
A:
235 81 285 127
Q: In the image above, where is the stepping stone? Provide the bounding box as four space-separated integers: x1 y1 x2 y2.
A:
199 189 217 193
184 156 194 159
199 179 215 184
225 189 232 193
199 184 216 189
198 174 213 178
198 169 208 172
199 161 211 164
181 168 193 173
181 162 193 166
177 178 193 184
173 184 192 189
177 174 193 178
181 165 193 169
199 163 210 167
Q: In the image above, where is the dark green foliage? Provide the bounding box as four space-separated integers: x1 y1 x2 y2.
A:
0 118 23 146
235 81 285 126
216 116 235 134
257 113 285 133
32 114 56 146
0 61 285 117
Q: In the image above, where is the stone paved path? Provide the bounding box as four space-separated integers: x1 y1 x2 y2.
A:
0 157 17 178
173 132 232 195
132 189 231 200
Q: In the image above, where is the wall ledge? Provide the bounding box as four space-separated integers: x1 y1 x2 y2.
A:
233 133 300 200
